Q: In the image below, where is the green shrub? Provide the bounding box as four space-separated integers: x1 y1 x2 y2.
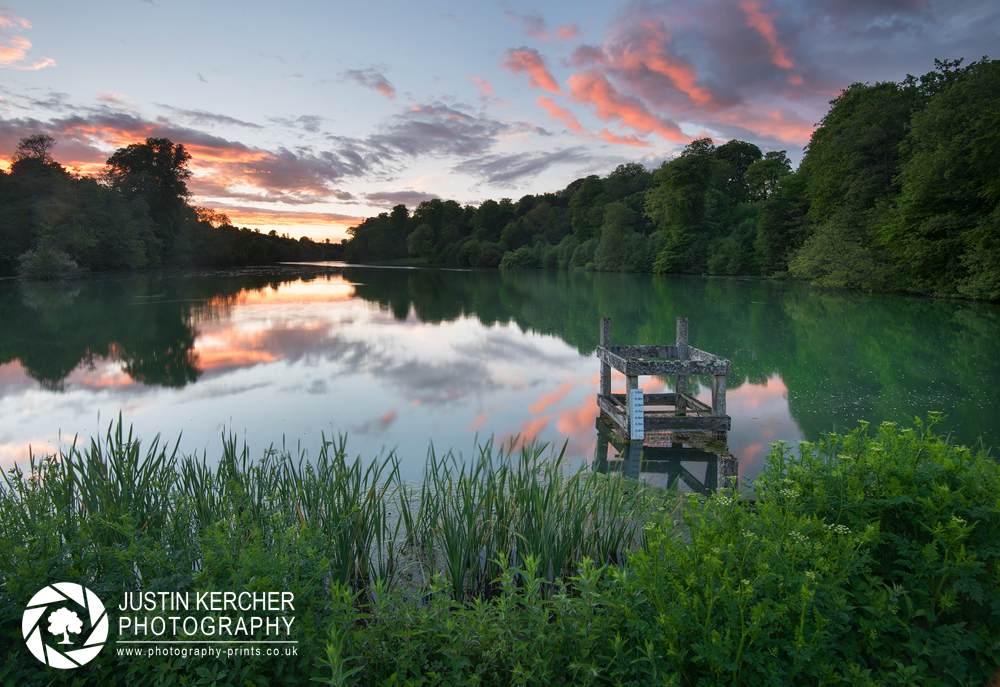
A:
17 244 84 280
627 489 880 686
757 415 1000 684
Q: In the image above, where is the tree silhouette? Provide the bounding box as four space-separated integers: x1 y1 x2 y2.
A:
47 607 83 645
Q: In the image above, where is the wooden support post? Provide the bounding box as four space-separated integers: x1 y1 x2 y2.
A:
593 432 610 474
711 374 727 417
705 454 718 492
675 317 689 412
718 453 738 490
600 317 612 397
625 442 643 479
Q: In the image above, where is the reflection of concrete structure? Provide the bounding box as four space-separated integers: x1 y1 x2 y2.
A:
596 316 731 436
594 418 738 495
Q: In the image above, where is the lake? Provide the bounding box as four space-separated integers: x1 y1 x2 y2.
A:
1 264 997 485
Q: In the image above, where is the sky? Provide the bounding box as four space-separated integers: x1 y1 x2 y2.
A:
1 0 996 242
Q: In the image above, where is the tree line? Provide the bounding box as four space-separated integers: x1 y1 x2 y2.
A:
344 57 999 301
0 136 342 279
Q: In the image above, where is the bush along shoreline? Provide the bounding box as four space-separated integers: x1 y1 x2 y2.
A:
1 415 998 686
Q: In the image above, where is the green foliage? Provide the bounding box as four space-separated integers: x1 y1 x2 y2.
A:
788 207 893 289
0 420 653 686
754 171 810 275
329 557 660 686
2 416 998 685
17 243 84 280
756 415 1000 684
498 245 541 269
788 57 1000 299
316 416 1000 686
746 150 793 203
0 135 342 278
715 139 763 205
630 489 877 685
875 58 1000 297
407 223 435 258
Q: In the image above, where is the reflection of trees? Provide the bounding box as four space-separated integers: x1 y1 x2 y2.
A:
1 278 202 389
3 265 996 451
0 266 345 390
346 267 1000 450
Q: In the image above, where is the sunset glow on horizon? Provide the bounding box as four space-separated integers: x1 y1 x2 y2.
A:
1 0 995 241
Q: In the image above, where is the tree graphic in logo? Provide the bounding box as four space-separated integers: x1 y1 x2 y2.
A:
22 583 108 669
48 607 83 645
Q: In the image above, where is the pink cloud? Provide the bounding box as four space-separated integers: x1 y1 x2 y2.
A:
713 106 815 146
467 75 495 99
341 68 396 100
520 414 553 440
738 0 794 70
0 10 53 70
567 70 687 142
598 129 651 148
554 24 581 40
609 21 714 107
503 9 580 41
536 95 585 133
555 404 597 436
529 381 574 415
469 410 489 431
501 48 563 94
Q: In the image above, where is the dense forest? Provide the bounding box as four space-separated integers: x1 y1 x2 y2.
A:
0 136 342 279
344 58 999 301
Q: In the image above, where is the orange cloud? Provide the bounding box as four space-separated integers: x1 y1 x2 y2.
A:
195 347 279 372
529 381 574 414
567 70 687 142
218 208 363 228
739 0 795 70
69 365 135 390
520 414 553 440
537 96 585 133
0 12 53 70
201 280 354 307
555 404 597 436
192 320 335 372
727 374 789 408
501 48 563 94
598 129 651 147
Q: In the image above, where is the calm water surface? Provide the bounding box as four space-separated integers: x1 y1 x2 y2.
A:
1 264 996 484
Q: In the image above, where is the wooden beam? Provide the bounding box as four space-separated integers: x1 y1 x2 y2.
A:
600 318 611 397
676 317 689 413
596 348 730 376
609 345 679 359
712 374 727 417
645 415 731 431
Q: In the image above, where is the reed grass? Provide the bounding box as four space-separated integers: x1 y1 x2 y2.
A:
0 417 659 603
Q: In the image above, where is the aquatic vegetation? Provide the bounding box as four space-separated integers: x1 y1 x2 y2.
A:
1 415 997 686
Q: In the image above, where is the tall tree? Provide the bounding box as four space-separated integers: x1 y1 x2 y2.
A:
877 58 1000 297
714 140 762 205
646 138 718 272
105 138 193 263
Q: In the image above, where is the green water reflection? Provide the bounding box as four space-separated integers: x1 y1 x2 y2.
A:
1 265 996 472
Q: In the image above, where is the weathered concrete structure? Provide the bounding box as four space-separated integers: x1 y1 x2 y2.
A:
596 316 732 438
